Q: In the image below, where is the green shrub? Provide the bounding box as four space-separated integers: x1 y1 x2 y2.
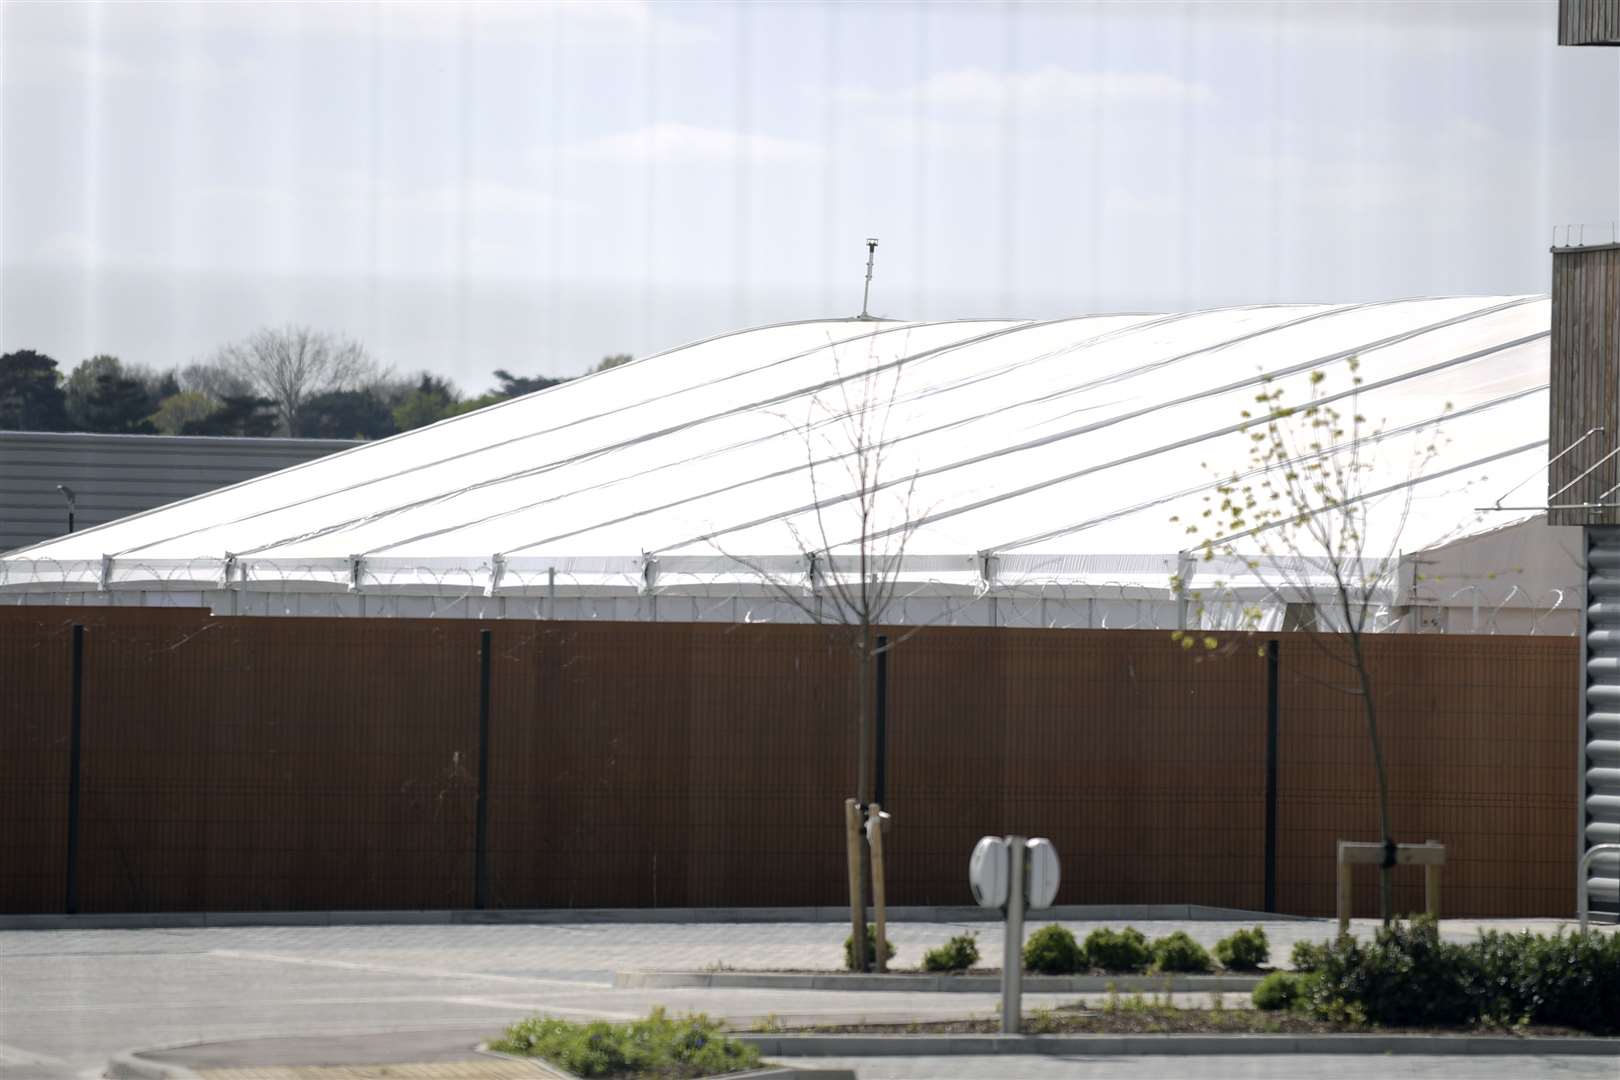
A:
923 931 980 972
1214 926 1269 971
493 1008 760 1078
1463 928 1543 1028
844 923 896 971
1295 917 1473 1028
1252 971 1301 1011
1083 926 1150 973
1521 929 1620 1035
1150 930 1213 974
1023 924 1084 974
1461 928 1620 1035
1257 921 1620 1034
1290 938 1330 972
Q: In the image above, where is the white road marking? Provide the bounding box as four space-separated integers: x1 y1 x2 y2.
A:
8 994 532 1014
443 996 641 1019
209 950 612 989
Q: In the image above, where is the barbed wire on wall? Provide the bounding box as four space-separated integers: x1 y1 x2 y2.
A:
0 555 1578 634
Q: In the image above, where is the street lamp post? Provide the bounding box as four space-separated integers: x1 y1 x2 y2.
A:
56 484 76 534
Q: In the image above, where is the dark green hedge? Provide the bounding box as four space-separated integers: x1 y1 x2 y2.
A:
1291 917 1620 1034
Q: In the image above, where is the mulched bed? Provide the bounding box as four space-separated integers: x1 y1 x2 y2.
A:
772 1007 1589 1038
708 967 1271 976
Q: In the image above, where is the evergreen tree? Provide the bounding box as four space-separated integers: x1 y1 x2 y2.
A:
0 350 70 431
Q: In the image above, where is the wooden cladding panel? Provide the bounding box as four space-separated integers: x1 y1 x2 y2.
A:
1276 634 1578 918
484 622 858 909
0 614 1582 916
0 616 73 913
72 616 480 912
1549 246 1620 525
887 628 1270 909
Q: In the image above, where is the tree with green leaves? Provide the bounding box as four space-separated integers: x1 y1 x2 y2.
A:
1171 357 1457 925
297 388 397 440
0 349 71 431
64 355 166 434
180 394 278 437
491 368 562 398
390 373 462 432
150 391 222 435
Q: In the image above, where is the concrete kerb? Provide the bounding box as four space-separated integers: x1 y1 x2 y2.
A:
105 1047 204 1079
0 902 1312 932
615 971 1267 994
108 1045 854 1080
739 1033 1620 1057
103 1029 1620 1077
480 1043 856 1080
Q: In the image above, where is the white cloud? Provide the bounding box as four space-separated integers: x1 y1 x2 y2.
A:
566 123 818 165
843 65 1218 111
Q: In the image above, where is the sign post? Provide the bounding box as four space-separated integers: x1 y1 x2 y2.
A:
970 835 1061 1035
1001 835 1026 1033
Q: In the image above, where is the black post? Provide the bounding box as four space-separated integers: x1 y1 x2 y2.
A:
1263 638 1280 914
474 628 492 910
65 624 84 915
874 635 889 808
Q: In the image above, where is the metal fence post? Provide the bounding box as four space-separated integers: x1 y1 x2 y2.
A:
1264 638 1280 913
65 623 84 915
875 635 888 807
475 628 492 909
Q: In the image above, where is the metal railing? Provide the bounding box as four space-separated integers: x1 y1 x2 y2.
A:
1578 843 1620 931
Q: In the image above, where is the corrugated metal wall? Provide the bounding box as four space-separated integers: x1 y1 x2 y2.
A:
1583 528 1620 917
1559 0 1620 45
0 431 357 554
0 610 1581 916
1548 246 1620 527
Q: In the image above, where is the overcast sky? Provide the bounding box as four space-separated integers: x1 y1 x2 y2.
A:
2 0 1616 389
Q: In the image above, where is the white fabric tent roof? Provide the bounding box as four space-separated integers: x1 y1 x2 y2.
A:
1 297 1555 622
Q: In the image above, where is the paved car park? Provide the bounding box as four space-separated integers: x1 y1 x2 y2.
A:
0 917 1608 1079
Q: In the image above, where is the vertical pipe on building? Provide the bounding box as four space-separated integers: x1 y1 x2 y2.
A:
475 628 492 910
1264 638 1280 914
65 624 85 915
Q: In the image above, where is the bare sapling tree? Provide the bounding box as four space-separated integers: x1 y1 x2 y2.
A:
1171 357 1455 925
216 325 382 435
714 345 932 971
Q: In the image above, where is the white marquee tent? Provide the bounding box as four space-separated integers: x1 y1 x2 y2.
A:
0 296 1581 632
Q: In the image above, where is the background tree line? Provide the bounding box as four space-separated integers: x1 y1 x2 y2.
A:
0 325 632 439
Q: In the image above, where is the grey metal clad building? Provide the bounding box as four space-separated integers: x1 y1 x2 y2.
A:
0 431 358 554
1560 0 1620 45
